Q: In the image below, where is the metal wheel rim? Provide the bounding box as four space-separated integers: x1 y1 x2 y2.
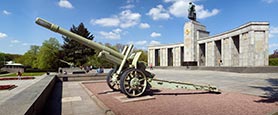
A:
106 69 120 91
123 69 147 97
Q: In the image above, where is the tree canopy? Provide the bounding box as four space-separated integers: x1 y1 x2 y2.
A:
37 38 60 69
61 23 95 66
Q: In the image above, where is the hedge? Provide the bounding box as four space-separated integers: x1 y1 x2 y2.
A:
269 58 278 66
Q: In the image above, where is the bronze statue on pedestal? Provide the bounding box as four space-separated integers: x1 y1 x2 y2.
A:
188 2 196 21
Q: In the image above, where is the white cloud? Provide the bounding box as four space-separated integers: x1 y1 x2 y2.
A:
91 17 120 27
119 10 141 28
22 43 29 46
160 0 220 19
126 0 139 3
99 28 122 40
91 10 141 28
169 0 188 17
149 40 161 46
58 0 74 9
0 32 7 38
135 40 148 45
128 40 148 46
11 40 20 43
3 10 11 15
147 5 170 20
196 5 219 19
262 0 278 3
139 23 150 29
150 32 161 38
121 4 135 9
269 43 278 49
270 26 278 38
127 40 162 49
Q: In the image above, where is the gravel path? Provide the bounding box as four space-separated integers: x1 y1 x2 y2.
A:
84 82 278 115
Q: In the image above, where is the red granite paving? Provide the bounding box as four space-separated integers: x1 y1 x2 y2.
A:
84 81 278 115
0 85 16 90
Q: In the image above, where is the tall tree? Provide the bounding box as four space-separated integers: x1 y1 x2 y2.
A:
270 49 278 58
37 38 60 69
16 45 40 68
0 52 5 67
62 23 95 66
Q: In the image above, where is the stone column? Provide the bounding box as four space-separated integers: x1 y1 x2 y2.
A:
264 29 269 66
183 21 207 63
205 42 208 66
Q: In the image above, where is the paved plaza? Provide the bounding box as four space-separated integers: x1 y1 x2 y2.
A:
60 81 105 115
0 75 45 104
150 69 278 98
0 69 277 115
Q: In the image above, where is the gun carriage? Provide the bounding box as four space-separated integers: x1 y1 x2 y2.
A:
36 18 220 98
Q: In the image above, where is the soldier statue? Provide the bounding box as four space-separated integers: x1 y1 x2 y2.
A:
188 2 196 21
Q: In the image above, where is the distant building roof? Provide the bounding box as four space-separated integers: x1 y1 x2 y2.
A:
5 61 24 66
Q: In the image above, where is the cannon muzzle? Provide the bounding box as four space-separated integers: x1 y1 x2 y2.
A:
35 17 124 60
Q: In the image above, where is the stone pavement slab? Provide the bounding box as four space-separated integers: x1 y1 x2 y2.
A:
149 69 278 97
62 81 105 115
0 75 46 103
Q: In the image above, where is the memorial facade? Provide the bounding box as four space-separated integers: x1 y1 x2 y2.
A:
148 21 269 67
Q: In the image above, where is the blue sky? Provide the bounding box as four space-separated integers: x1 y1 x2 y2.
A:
0 0 278 54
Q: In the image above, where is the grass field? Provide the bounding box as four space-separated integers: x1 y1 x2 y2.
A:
0 72 45 77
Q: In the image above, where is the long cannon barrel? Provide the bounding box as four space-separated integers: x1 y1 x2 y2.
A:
35 17 125 60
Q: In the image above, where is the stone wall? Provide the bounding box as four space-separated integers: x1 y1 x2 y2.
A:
148 43 183 66
148 21 269 67
198 22 269 67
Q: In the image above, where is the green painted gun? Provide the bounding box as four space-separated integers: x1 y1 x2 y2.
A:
36 18 220 98
36 18 154 97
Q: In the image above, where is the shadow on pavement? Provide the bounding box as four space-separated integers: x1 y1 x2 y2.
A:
42 79 63 115
252 78 278 103
148 89 212 96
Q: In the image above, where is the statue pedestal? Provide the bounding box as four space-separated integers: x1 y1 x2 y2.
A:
183 20 209 65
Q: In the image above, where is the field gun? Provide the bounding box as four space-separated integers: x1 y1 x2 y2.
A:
35 18 220 97
59 59 75 68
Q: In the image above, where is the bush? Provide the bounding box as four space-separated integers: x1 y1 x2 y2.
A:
25 68 56 72
269 58 278 66
0 70 9 74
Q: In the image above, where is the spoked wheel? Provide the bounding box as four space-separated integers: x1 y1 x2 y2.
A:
106 69 120 91
120 69 147 97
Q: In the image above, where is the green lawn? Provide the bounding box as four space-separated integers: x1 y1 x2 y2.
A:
0 72 45 77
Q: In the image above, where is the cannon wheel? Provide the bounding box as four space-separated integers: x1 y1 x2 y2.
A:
120 68 147 97
106 69 120 91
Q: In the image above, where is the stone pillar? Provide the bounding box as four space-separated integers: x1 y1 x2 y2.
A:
265 29 269 66
173 46 181 66
239 33 249 66
148 49 155 67
206 41 215 66
205 42 208 66
160 48 168 66
249 31 255 66
183 21 208 64
221 39 224 66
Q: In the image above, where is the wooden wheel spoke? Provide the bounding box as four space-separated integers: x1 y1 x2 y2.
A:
132 90 136 95
128 88 132 93
111 83 116 87
139 78 145 82
124 81 129 85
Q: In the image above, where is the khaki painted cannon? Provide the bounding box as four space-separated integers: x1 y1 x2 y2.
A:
35 18 220 98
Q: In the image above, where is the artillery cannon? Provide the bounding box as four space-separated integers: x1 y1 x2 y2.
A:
35 18 220 97
59 59 75 68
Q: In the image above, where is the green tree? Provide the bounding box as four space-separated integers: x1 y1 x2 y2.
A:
61 23 95 66
0 52 5 67
133 49 148 62
37 38 60 69
16 45 40 68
